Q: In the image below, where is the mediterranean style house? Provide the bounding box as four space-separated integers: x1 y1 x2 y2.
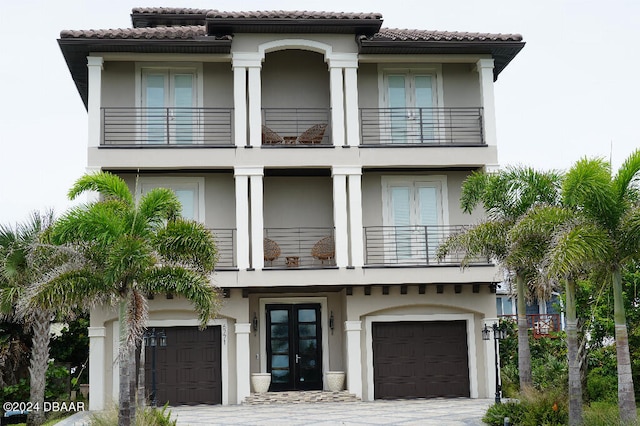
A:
58 8 524 408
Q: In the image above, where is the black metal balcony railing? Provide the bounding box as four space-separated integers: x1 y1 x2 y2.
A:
102 107 234 146
263 227 336 268
499 314 562 338
360 107 484 146
364 225 491 266
208 228 236 269
262 108 331 145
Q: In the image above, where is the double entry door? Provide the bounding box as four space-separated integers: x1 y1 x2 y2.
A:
266 304 323 391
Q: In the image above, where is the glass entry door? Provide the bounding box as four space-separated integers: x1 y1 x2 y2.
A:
266 304 323 391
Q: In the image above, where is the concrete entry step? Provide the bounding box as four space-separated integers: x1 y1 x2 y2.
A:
243 390 360 405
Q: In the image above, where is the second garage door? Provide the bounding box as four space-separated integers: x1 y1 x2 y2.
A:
373 320 470 399
145 326 222 405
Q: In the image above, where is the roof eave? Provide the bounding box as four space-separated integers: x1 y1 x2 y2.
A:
58 38 232 108
358 39 525 80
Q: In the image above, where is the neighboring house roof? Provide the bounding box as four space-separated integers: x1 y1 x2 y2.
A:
59 8 525 108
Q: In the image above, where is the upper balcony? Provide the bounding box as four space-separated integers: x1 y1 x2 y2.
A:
100 106 484 147
360 107 484 146
102 107 234 146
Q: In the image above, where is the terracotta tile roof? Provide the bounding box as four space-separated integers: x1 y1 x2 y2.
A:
373 28 523 42
205 10 383 20
131 7 211 15
60 25 209 40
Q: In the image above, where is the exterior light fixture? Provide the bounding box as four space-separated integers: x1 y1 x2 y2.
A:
482 322 506 404
252 312 258 333
143 328 167 407
329 311 335 334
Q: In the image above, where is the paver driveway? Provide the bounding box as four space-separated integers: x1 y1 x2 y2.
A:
168 398 493 425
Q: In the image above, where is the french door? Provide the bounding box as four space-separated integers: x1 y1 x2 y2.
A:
385 72 438 143
141 69 197 144
383 177 446 263
266 304 323 391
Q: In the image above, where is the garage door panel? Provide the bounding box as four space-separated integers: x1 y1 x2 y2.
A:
145 326 222 406
373 321 470 399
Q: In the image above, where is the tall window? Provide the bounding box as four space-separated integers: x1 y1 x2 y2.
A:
138 177 204 222
383 70 441 143
139 66 199 144
382 176 448 262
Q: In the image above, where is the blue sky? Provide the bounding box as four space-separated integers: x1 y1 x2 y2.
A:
1 0 638 224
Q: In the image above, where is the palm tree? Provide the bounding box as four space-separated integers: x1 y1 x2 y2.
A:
0 211 69 426
557 152 640 422
437 167 562 390
31 172 221 426
510 205 610 425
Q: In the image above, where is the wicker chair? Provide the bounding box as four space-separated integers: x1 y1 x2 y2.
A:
296 123 327 144
311 236 335 265
263 238 281 265
262 125 284 144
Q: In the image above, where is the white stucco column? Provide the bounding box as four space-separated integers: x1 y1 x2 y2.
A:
234 172 250 269
328 66 345 147
344 320 363 398
87 56 104 148
347 171 364 267
235 323 251 403
232 65 247 148
87 326 106 410
476 59 497 147
248 66 262 148
331 168 349 267
343 65 360 147
249 171 265 270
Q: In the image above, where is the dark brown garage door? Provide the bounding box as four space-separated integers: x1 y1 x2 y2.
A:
145 326 222 405
373 320 469 399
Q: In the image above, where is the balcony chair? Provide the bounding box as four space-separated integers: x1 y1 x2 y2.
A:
311 235 335 265
263 238 281 265
261 125 284 144
296 123 327 144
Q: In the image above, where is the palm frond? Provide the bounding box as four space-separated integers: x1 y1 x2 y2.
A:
545 222 612 280
139 266 221 328
153 220 218 273
68 171 134 206
26 267 112 314
460 171 490 213
137 187 182 227
613 149 640 208
104 236 153 292
437 220 509 267
618 207 640 261
562 157 618 228
52 201 129 247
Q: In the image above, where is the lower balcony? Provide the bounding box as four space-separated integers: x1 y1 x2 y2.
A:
499 314 562 338
364 225 490 266
263 227 336 269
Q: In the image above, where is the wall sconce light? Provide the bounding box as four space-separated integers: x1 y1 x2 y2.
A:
329 311 335 334
252 312 258 333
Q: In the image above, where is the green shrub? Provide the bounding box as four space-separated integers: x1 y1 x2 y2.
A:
586 367 617 403
482 401 525 425
583 401 640 426
518 387 568 426
91 404 176 426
